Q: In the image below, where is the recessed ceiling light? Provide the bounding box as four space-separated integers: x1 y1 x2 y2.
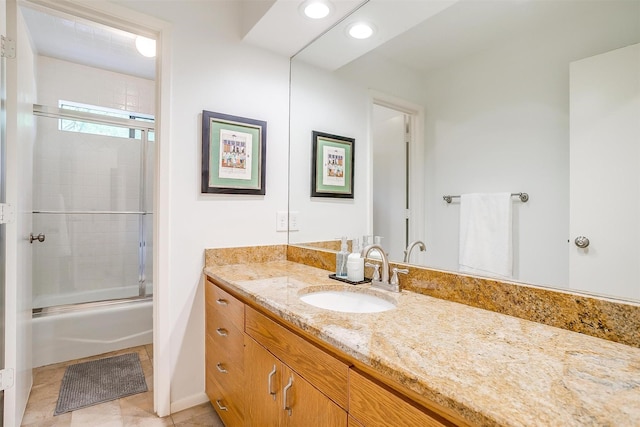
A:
301 0 332 19
135 36 156 58
347 22 375 40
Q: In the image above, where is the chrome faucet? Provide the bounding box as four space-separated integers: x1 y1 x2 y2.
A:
361 244 398 292
403 240 426 263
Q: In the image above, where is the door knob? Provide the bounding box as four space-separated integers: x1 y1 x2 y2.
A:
29 233 45 243
574 236 589 248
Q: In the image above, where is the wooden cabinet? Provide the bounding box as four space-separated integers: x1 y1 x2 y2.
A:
349 370 452 427
349 415 365 427
245 334 347 427
205 280 245 427
205 277 468 427
244 305 349 409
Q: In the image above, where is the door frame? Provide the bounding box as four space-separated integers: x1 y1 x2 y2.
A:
0 0 7 423
369 91 425 263
13 0 173 417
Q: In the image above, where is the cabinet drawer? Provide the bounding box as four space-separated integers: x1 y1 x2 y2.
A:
206 307 244 360
245 306 349 409
206 279 244 331
206 371 244 427
206 333 244 392
349 370 451 427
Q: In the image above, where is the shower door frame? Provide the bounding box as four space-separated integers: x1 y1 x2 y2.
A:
32 104 154 313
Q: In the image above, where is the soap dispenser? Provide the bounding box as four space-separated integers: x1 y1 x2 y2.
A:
336 237 349 278
347 237 365 282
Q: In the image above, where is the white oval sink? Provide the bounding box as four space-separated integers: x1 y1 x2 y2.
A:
299 290 396 313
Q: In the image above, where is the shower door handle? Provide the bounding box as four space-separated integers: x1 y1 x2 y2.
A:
29 233 45 243
574 236 590 248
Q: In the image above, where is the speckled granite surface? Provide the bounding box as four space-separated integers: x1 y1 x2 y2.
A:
204 261 640 427
287 244 640 348
204 245 286 266
401 267 640 348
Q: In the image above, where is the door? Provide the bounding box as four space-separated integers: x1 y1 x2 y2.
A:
245 335 281 425
372 104 409 261
245 336 347 427
0 0 7 423
4 0 34 425
281 364 347 427
569 43 640 300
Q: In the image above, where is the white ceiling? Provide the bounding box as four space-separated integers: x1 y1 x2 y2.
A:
21 5 156 80
293 0 459 70
242 0 365 57
22 1 620 85
370 0 598 74
18 0 369 81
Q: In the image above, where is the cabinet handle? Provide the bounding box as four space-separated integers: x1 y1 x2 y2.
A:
267 365 277 400
283 376 293 416
216 298 228 306
216 363 228 374
215 399 228 411
216 328 228 337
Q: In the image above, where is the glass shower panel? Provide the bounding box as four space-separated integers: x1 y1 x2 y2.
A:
142 131 154 296
32 114 147 309
32 213 141 307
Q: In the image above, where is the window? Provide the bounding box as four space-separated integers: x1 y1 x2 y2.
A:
58 100 154 140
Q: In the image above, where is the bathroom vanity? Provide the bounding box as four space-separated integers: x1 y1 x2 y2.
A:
203 255 640 427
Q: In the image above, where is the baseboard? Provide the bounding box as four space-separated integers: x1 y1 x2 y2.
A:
170 392 210 414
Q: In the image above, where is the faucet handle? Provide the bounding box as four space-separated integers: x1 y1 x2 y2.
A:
365 262 381 281
390 267 409 287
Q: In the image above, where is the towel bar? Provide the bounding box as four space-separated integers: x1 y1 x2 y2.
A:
443 193 529 203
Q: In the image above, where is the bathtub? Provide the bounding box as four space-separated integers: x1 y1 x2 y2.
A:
32 298 153 367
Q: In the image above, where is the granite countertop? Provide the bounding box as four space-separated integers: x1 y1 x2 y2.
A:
203 260 640 427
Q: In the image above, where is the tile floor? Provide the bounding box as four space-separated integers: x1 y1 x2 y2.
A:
20 345 224 427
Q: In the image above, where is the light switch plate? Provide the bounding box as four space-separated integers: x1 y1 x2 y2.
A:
289 211 299 231
276 211 288 232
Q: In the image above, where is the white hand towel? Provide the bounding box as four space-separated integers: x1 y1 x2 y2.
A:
459 192 513 279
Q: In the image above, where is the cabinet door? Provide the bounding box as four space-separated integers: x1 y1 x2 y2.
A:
282 364 347 427
349 370 449 427
245 335 281 426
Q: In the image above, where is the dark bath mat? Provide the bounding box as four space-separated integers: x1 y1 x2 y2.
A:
54 352 148 415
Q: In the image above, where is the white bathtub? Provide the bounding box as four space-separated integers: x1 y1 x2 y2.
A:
32 299 153 367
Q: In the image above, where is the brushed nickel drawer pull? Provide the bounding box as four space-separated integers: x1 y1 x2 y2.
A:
215 399 228 411
283 376 293 416
216 328 228 337
216 363 228 373
268 365 277 400
216 298 228 306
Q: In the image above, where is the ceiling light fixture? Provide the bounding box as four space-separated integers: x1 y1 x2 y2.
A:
135 36 156 58
347 22 375 40
301 0 332 19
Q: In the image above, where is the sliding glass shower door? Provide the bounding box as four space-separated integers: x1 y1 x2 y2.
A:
31 106 154 310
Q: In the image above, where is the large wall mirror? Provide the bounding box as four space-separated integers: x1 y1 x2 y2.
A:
289 0 640 303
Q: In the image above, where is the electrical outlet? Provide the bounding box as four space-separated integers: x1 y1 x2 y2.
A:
276 211 288 232
289 211 299 231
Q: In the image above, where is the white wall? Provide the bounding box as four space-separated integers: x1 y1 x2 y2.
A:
289 60 369 244
115 0 290 410
420 3 640 288
289 53 426 246
420 28 569 286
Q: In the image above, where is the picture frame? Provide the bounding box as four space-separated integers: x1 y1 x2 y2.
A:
311 131 355 198
201 110 267 195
